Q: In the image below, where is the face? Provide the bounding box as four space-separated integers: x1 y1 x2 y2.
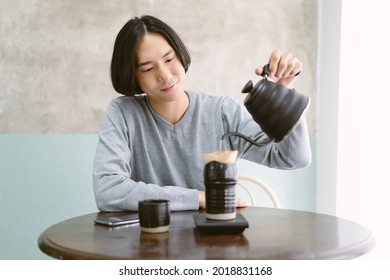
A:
135 33 186 104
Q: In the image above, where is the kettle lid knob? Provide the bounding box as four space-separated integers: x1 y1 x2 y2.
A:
241 80 253 93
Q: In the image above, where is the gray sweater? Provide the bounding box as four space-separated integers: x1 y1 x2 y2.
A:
93 91 311 211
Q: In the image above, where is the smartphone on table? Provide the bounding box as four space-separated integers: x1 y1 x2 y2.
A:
94 213 139 227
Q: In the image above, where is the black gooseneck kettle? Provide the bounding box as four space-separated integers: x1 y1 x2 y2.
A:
221 64 310 147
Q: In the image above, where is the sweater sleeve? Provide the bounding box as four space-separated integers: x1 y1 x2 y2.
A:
221 97 312 169
92 101 199 212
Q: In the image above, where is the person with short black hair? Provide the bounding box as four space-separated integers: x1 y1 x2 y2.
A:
93 15 311 212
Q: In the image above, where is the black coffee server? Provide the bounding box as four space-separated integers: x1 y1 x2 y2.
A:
203 153 238 221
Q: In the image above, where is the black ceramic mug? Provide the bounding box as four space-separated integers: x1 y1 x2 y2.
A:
138 199 170 233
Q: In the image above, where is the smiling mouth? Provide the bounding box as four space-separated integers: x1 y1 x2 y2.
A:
161 81 176 92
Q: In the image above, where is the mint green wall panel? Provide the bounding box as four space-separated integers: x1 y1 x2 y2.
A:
0 134 98 259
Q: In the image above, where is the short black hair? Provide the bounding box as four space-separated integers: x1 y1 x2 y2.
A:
110 15 191 96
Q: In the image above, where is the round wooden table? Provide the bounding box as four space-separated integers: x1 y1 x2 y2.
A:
38 207 375 259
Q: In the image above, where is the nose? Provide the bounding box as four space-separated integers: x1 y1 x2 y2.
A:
157 64 171 83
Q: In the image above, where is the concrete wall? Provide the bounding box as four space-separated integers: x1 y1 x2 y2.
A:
1 0 317 133
0 0 318 259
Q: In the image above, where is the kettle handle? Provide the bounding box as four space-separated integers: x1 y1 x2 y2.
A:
241 64 300 94
261 64 271 78
261 63 301 79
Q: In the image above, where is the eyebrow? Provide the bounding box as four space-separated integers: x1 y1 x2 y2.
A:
137 49 174 68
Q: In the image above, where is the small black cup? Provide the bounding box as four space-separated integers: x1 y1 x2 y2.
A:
138 199 170 233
